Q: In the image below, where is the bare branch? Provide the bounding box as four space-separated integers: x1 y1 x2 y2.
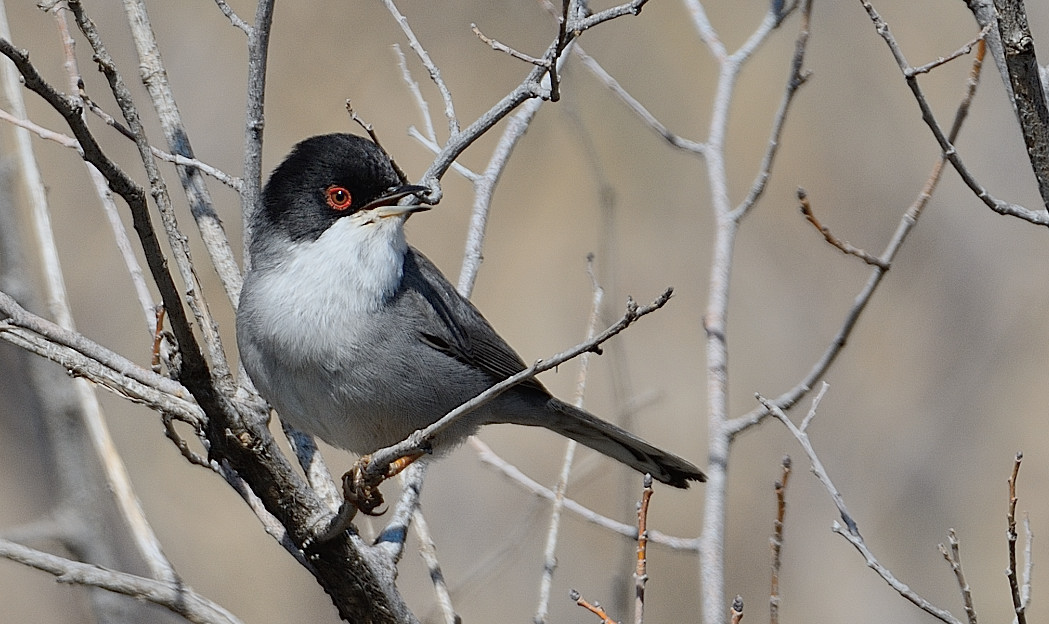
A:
992 0 1049 208
572 47 706 154
698 7 804 620
731 0 813 220
769 456 792 624
472 22 549 67
759 389 858 535
575 0 649 31
729 37 988 435
634 475 654 624
0 21 214 394
0 538 243 624
762 390 962 624
240 0 275 270
121 0 243 304
381 0 459 137
861 1 1049 225
797 188 889 269
470 437 698 550
412 508 458 624
570 589 618 624
394 44 438 144
1006 452 1028 624
938 529 977 624
0 103 242 192
535 256 603 624
0 290 202 421
907 24 991 76
213 0 250 34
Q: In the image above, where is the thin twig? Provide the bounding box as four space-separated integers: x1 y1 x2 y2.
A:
570 589 618 624
759 388 856 534
4 98 242 192
572 47 706 154
769 456 792 624
405 0 651 204
2 2 178 588
908 24 992 76
455 45 571 294
393 44 437 144
407 127 479 181
470 437 697 549
535 256 604 624
47 2 225 388
282 424 341 514
762 390 962 624
381 0 459 137
51 8 161 334
0 290 202 421
634 474 654 624
412 507 458 624
697 8 800 621
472 22 549 67
797 188 889 269
214 460 312 568
938 529 977 624
212 0 250 34
1006 451 1027 624
731 0 813 221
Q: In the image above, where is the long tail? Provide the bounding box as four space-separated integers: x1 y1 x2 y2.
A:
541 399 705 488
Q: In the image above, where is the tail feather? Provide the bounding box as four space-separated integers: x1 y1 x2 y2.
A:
541 399 705 488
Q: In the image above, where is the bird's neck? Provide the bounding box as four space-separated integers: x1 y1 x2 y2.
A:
275 216 408 314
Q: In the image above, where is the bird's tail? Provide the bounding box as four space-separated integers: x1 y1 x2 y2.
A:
538 399 705 488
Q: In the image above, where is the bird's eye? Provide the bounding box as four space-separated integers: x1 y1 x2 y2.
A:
326 186 352 211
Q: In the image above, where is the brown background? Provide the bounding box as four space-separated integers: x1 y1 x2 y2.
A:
2 1 1049 623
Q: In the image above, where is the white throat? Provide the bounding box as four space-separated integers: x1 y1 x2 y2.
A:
269 214 408 316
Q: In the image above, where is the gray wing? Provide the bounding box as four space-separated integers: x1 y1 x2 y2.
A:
398 247 548 394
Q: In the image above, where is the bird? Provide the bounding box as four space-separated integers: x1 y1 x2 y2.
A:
236 133 705 493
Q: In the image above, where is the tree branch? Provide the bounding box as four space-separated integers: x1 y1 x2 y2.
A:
992 0 1049 209
0 538 243 624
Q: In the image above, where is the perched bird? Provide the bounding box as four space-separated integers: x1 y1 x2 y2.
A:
236 133 705 489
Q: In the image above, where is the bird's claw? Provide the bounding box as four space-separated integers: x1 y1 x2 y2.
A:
304 451 428 547
344 455 388 517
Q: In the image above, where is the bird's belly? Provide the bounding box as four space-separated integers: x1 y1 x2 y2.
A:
244 309 490 454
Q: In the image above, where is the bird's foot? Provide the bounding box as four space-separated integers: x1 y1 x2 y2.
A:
343 455 389 517
305 451 428 546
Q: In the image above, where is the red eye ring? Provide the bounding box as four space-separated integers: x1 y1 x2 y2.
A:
326 186 352 211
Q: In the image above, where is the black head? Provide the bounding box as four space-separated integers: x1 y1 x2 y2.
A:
253 134 426 249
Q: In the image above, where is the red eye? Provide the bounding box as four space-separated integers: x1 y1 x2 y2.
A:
326 186 352 211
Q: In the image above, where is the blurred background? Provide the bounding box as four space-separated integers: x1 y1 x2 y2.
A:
2 1 1048 622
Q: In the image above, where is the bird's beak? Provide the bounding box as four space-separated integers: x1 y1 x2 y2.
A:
361 184 431 218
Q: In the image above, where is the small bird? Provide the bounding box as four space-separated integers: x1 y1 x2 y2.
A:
236 133 704 491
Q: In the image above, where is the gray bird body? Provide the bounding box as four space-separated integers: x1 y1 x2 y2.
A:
236 134 705 488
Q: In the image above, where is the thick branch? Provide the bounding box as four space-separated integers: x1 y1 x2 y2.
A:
992 0 1049 208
